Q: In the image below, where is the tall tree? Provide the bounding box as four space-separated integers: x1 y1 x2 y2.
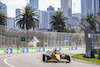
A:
17 6 39 30
50 11 68 32
0 7 7 26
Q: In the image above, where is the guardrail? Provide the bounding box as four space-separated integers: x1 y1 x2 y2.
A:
0 46 86 54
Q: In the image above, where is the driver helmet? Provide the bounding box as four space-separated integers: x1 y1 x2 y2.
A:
54 49 57 54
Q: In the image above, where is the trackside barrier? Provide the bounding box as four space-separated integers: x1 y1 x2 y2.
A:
55 47 61 51
0 48 5 54
23 48 28 53
94 46 100 49
18 48 22 53
70 47 72 50
38 47 45 52
71 46 77 50
77 46 86 50
12 48 18 53
45 47 54 51
0 46 86 54
61 47 70 51
12 48 22 53
6 48 12 54
28 47 37 52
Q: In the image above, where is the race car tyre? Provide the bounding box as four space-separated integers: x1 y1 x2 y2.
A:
45 56 49 63
66 55 71 63
66 58 71 63
43 54 45 62
55 61 58 63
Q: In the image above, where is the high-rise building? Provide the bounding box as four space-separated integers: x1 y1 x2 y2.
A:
29 0 38 11
0 2 7 16
39 11 48 30
47 11 56 29
81 0 94 18
61 0 72 29
94 0 99 16
39 11 56 30
15 9 21 28
88 0 93 14
47 6 55 11
8 17 15 28
99 0 100 13
39 6 56 31
61 0 72 17
16 9 21 18
81 0 88 18
58 8 61 12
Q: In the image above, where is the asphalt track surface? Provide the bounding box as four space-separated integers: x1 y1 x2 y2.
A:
0 50 100 67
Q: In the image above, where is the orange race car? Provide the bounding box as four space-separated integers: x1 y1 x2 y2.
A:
42 50 71 63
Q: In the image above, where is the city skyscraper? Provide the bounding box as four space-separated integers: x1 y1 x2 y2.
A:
47 6 55 11
94 0 99 16
39 6 56 30
81 0 93 18
61 0 72 29
61 0 72 17
15 8 21 28
47 11 56 29
8 17 15 28
39 11 56 30
0 2 7 16
29 0 38 11
16 9 21 18
39 11 47 29
58 8 61 12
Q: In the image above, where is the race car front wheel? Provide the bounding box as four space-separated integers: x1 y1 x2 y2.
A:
45 56 49 63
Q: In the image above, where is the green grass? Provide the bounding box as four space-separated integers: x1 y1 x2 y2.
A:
72 54 100 63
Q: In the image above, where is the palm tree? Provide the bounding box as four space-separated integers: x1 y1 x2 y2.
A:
0 7 7 26
17 6 39 30
50 11 68 32
85 13 96 32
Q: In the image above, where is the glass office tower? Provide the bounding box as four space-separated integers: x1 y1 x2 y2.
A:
29 0 38 11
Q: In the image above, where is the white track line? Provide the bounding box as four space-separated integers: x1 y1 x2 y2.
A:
4 56 15 67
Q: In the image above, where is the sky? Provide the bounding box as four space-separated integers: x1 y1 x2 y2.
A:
1 0 81 17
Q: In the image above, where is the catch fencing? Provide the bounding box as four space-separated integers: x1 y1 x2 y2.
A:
91 34 100 57
0 25 85 48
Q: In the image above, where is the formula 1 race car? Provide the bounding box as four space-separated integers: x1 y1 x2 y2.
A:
42 51 71 63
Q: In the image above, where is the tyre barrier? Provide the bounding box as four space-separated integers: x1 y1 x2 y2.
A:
0 46 86 54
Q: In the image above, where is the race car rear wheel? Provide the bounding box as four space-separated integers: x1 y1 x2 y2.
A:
55 61 58 63
66 55 71 63
43 54 45 62
67 58 71 63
